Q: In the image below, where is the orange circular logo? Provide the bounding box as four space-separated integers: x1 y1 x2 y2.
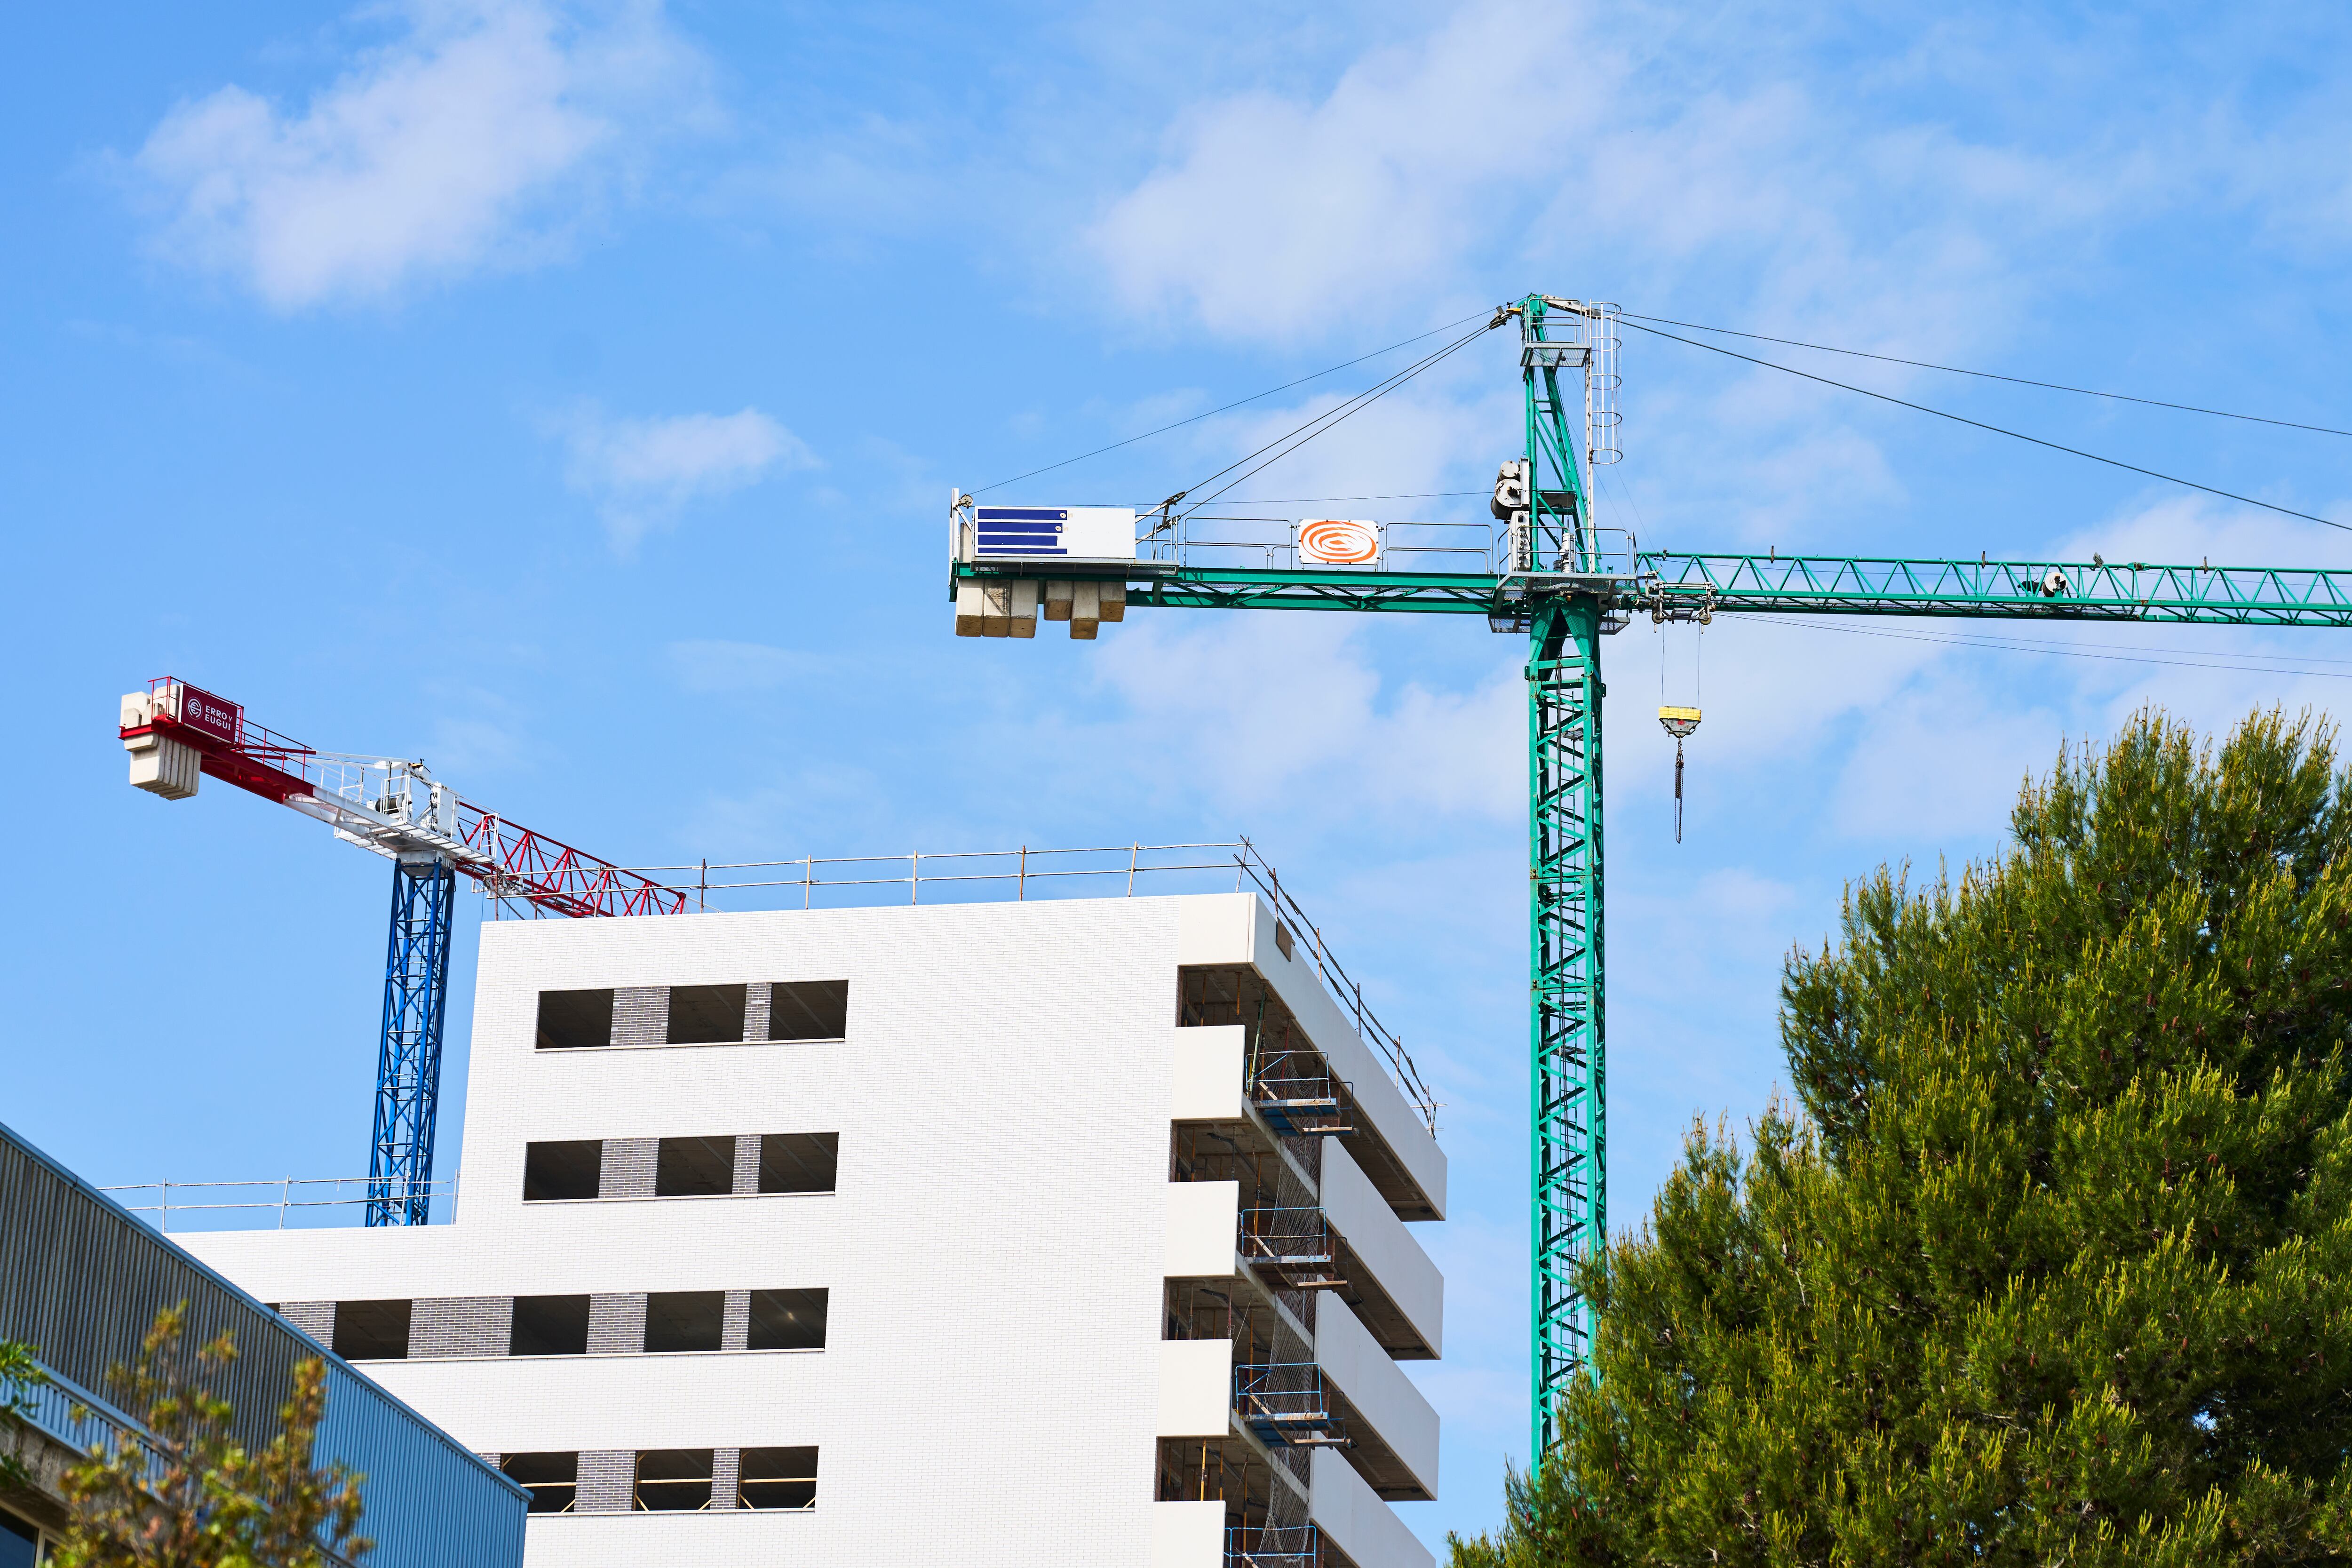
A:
1299 518 1379 565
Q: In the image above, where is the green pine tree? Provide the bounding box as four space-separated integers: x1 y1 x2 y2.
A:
1454 708 2352 1566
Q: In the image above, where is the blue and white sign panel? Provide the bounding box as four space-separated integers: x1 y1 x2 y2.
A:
974 506 1136 561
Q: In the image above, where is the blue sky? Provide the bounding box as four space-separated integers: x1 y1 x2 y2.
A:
8 0 2352 1545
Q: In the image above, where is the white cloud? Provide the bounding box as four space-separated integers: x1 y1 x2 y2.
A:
1082 0 2171 371
1089 2 1592 341
1017 575 1524 823
129 0 710 309
556 405 814 549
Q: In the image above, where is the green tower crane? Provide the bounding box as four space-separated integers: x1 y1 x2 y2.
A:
948 293 2352 1463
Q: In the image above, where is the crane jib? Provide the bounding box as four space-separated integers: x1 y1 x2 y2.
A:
953 555 2352 626
115 675 691 1229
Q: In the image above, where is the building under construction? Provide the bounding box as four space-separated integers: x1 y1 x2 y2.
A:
171 861 1446 1567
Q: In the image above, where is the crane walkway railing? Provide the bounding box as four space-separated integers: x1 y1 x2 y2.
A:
608 838 1439 1134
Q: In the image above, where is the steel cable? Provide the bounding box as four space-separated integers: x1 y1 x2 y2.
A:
1622 319 2351 533
1620 312 2352 438
1175 320 1499 513
970 310 1494 496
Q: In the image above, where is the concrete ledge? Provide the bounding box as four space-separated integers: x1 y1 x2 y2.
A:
1151 1500 1226 1568
1163 1181 1240 1279
1316 1297 1438 1500
1322 1146 1443 1358
1174 893 1447 1220
1170 1027 1245 1121
1157 1339 1233 1437
1312 1447 1433 1568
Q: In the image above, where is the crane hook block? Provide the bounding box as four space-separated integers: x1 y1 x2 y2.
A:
1659 705 1701 739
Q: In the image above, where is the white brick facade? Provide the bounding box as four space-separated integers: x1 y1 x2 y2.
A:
183 892 1444 1568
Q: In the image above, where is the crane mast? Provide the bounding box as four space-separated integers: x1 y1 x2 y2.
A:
1502 297 1628 1441
118 678 686 1226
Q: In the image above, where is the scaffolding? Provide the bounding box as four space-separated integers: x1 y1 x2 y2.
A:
1234 1363 1350 1450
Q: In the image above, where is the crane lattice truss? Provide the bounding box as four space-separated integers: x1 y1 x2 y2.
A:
949 293 2352 1460
119 679 685 1226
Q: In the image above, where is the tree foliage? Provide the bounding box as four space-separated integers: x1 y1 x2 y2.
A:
1454 709 2352 1566
0 1337 46 1492
54 1304 369 1568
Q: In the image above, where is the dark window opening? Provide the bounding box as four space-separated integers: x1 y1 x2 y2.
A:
509 1295 591 1356
1 1502 44 1568
644 1291 726 1353
758 1132 839 1194
747 1288 828 1351
768 980 849 1041
502 1452 577 1514
523 1140 603 1202
634 1448 713 1512
667 984 746 1045
331 1299 410 1361
536 989 613 1051
739 1446 818 1510
655 1136 736 1197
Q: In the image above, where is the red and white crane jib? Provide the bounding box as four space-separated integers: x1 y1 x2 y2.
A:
119 678 686 919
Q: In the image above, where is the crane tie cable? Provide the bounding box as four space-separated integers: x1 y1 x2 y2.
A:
1748 615 2352 681
1620 312 2352 438
971 308 1495 496
1622 319 2350 533
1175 318 1500 512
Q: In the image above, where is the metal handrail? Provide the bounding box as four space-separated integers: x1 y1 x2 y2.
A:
102 1177 460 1232
1238 1206 1335 1260
1225 1524 1319 1568
11 1357 368 1568
1229 838 1438 1132
602 838 1439 1134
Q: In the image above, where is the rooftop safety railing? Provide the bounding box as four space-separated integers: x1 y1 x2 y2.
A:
597 837 1439 1134
101 1177 460 1232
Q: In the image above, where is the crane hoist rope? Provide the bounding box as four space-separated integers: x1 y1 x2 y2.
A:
1658 622 1702 844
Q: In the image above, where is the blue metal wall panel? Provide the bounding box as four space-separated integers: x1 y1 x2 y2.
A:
0 1119 526 1567
318 1361 527 1568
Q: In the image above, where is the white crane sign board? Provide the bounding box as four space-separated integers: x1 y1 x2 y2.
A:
966 506 1137 562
